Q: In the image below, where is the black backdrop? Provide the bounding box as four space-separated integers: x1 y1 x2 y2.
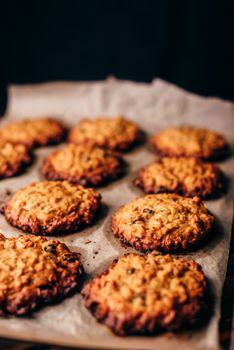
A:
1 0 234 115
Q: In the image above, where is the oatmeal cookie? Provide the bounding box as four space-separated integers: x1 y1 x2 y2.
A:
0 118 66 148
68 116 143 151
112 193 214 252
3 181 101 235
134 157 222 198
41 144 125 186
150 126 228 159
0 233 83 315
0 141 32 178
82 252 207 335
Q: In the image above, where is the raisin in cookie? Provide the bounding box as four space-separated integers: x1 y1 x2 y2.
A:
134 157 222 198
41 144 125 186
0 233 83 315
3 181 101 235
112 193 214 252
150 126 228 159
0 141 32 178
0 118 66 148
68 116 143 151
82 252 207 335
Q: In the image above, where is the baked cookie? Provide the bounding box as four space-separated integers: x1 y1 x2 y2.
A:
0 233 83 315
0 118 66 148
134 157 223 198
82 252 207 335
150 126 228 159
3 181 101 235
0 141 32 178
68 116 143 151
41 144 125 186
112 193 214 252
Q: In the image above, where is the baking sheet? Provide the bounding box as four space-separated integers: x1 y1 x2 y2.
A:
0 78 233 350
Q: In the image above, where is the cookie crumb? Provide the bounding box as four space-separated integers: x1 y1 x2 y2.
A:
85 240 92 244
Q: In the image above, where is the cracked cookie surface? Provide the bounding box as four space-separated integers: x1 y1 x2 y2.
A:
41 144 125 186
0 141 32 178
150 126 228 159
112 193 214 252
82 252 207 335
0 118 66 148
4 181 101 235
68 116 143 151
0 233 84 315
134 157 222 198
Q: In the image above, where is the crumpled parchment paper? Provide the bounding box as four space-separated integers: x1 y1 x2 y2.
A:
0 78 232 350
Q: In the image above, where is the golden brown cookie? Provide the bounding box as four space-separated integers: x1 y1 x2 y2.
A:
82 252 207 335
0 233 83 315
68 116 143 151
3 181 101 235
134 157 223 198
112 193 214 252
0 141 32 178
41 144 125 186
0 118 66 148
150 126 228 159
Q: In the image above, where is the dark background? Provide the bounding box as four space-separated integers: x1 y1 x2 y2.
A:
1 0 234 114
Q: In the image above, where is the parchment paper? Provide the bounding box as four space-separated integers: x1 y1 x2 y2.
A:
0 78 233 350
